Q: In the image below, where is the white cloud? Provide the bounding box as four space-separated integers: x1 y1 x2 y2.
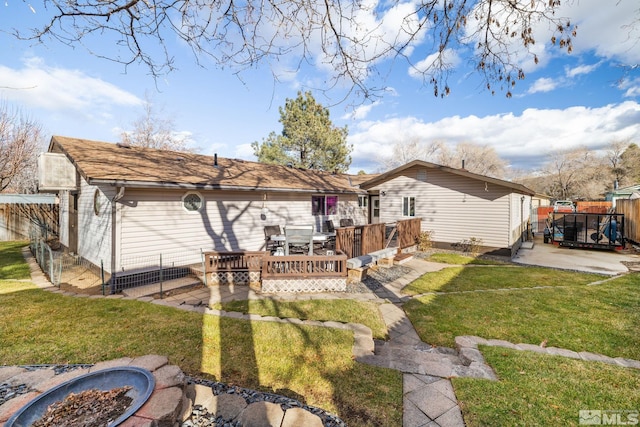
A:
618 76 640 98
0 56 142 112
527 77 558 94
348 101 640 173
342 101 381 120
460 1 639 82
408 48 462 80
565 62 601 78
557 0 640 65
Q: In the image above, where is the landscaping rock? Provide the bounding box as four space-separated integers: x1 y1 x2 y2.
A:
237 401 284 427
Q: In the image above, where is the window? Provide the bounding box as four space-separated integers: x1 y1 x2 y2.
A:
358 195 368 208
402 197 415 217
93 189 102 216
312 195 338 215
182 192 203 212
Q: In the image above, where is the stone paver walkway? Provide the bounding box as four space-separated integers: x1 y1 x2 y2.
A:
13 248 640 427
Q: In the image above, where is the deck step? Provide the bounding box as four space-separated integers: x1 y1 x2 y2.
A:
394 253 413 264
122 277 202 298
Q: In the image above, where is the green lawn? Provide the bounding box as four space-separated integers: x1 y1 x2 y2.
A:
215 298 388 340
453 346 640 426
0 243 402 427
404 258 640 426
4 241 640 427
426 252 506 265
0 241 31 280
403 264 604 295
404 270 640 360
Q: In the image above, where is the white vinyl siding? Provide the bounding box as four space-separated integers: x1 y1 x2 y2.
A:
76 179 113 270
371 167 516 249
116 189 364 263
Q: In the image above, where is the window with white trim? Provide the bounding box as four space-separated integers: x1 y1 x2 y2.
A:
358 195 368 208
402 196 415 217
182 192 203 212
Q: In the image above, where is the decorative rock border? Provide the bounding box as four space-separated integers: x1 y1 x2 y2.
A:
454 335 640 371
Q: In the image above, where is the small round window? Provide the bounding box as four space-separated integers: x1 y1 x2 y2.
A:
183 192 203 212
93 189 102 216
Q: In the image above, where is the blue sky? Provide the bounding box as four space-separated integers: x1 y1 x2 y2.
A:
1 0 639 175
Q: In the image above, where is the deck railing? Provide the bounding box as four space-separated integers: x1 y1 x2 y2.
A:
202 250 348 281
335 219 421 258
261 253 347 279
397 218 422 249
203 251 264 273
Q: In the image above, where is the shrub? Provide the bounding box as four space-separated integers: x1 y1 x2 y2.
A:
416 230 434 251
453 237 483 255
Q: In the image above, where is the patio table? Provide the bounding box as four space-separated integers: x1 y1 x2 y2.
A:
271 232 335 255
270 232 334 243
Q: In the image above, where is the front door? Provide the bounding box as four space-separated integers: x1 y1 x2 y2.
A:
370 196 380 224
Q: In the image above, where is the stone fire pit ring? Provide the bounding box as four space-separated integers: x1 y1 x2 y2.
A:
5 366 155 427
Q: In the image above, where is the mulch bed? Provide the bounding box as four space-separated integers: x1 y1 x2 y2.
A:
32 386 133 427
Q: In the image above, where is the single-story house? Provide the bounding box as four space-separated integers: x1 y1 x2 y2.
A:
606 184 640 208
39 136 536 274
357 160 535 256
39 136 370 275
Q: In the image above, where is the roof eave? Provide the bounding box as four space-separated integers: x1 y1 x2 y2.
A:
360 160 535 195
87 179 365 194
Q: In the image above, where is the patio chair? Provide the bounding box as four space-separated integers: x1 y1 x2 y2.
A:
284 224 314 256
339 218 354 227
324 220 335 233
323 220 337 249
264 225 282 252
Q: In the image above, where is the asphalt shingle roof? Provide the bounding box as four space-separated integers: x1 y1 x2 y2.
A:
50 136 368 193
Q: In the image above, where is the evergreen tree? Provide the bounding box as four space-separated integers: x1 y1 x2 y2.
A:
252 91 351 172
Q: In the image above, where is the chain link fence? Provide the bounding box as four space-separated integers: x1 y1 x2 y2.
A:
29 227 206 297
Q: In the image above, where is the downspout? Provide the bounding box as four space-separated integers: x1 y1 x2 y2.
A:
110 186 125 280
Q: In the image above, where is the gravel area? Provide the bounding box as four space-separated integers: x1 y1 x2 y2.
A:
0 365 92 407
185 377 346 427
361 264 413 291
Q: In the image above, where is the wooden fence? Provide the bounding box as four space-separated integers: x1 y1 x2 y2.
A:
576 201 612 213
0 203 58 241
616 199 640 244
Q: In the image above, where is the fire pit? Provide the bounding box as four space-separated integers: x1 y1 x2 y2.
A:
5 366 155 427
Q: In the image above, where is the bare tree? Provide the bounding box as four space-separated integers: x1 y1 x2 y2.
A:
120 95 194 152
12 1 579 97
0 104 43 193
437 142 507 178
378 139 443 170
606 139 633 187
542 147 599 200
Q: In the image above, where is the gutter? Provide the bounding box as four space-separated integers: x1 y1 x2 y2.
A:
87 179 366 194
